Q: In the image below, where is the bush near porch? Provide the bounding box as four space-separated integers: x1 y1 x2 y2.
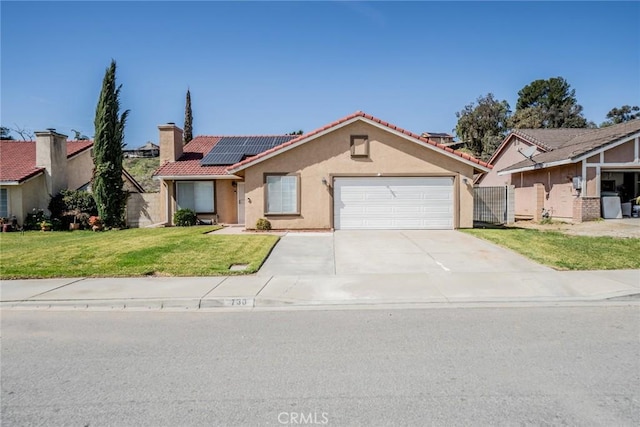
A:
0 227 279 279
463 228 640 270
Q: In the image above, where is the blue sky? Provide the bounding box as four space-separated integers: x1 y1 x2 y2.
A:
2 1 639 147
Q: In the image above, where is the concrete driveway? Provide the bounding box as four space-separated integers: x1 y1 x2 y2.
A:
258 230 551 276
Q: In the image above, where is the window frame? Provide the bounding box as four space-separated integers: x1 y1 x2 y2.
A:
0 188 8 218
350 134 370 158
263 173 301 216
175 180 216 214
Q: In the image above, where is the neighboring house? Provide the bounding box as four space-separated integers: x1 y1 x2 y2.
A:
124 142 160 158
0 129 144 225
153 111 491 230
477 120 640 221
420 132 460 147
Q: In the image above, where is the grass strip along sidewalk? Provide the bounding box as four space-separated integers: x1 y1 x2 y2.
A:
0 227 279 279
462 228 640 270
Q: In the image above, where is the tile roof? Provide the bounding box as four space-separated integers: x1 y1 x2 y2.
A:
511 128 592 151
228 111 491 172
153 136 229 177
0 140 93 183
500 119 640 173
154 112 492 178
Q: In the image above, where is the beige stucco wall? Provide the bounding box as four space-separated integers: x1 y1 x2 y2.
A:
241 121 475 230
126 193 161 227
480 137 541 186
67 150 93 190
515 164 581 220
514 186 536 218
1 175 49 224
586 154 599 163
2 186 23 223
585 167 598 197
604 140 634 163
160 179 239 225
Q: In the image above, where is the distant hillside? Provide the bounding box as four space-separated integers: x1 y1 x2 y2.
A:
123 158 160 192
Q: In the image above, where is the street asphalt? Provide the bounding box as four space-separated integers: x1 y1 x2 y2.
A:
2 307 639 425
1 230 639 310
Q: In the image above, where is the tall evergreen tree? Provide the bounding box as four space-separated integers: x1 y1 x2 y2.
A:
601 105 640 127
184 89 193 144
511 77 588 128
92 60 130 228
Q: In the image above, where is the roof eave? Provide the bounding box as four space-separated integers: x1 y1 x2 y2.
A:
0 169 45 185
497 158 573 175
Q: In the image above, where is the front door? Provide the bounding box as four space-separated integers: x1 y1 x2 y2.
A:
237 182 245 224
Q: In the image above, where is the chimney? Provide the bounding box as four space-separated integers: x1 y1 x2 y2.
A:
35 129 68 196
158 123 184 163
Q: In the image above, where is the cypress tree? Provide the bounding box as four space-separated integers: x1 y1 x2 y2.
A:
184 89 193 144
92 60 130 228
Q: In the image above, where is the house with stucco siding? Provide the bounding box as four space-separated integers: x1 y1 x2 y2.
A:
477 120 640 221
153 111 491 230
0 129 144 226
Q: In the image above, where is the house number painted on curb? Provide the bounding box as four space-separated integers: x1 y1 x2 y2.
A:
224 298 254 307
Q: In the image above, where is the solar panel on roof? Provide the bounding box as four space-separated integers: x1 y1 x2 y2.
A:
200 135 298 166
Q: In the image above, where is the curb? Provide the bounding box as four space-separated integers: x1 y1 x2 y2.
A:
2 291 638 311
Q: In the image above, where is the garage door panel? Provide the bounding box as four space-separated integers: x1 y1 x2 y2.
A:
334 177 454 230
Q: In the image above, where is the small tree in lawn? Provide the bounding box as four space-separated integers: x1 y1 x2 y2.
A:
92 60 130 228
184 89 193 144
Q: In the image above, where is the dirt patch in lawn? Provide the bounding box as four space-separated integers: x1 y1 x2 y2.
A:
512 218 640 238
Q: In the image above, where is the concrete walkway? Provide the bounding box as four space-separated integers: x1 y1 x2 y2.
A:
1 269 638 311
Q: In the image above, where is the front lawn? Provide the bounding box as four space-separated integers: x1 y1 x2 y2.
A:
0 227 279 279
462 228 640 270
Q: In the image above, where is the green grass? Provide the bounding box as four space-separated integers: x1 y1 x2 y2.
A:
0 227 279 279
123 158 160 192
462 228 640 270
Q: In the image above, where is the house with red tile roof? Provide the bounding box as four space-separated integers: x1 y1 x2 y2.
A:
477 120 640 222
0 129 144 226
153 111 490 230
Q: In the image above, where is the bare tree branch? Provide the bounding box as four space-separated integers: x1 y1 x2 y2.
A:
11 124 34 141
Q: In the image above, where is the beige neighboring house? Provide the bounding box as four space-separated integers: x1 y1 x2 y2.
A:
477 120 640 221
0 129 144 225
153 111 491 230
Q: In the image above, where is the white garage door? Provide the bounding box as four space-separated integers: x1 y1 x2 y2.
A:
334 177 454 230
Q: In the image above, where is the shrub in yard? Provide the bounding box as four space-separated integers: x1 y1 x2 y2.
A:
48 190 98 229
256 218 271 231
173 208 197 227
24 209 48 230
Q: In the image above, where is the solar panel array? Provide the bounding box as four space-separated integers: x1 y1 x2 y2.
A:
200 136 298 166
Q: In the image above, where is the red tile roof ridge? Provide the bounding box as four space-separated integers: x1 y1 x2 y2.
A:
193 134 294 138
227 111 491 171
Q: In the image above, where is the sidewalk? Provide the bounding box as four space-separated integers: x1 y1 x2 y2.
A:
1 270 639 311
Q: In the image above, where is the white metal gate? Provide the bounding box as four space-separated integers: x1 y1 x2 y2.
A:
473 185 515 225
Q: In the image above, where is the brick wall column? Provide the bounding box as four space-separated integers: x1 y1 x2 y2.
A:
573 197 601 222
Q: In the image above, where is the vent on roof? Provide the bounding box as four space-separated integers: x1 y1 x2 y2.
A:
200 135 297 166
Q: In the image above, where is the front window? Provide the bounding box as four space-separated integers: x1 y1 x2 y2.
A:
266 175 299 215
0 188 7 217
176 181 214 213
